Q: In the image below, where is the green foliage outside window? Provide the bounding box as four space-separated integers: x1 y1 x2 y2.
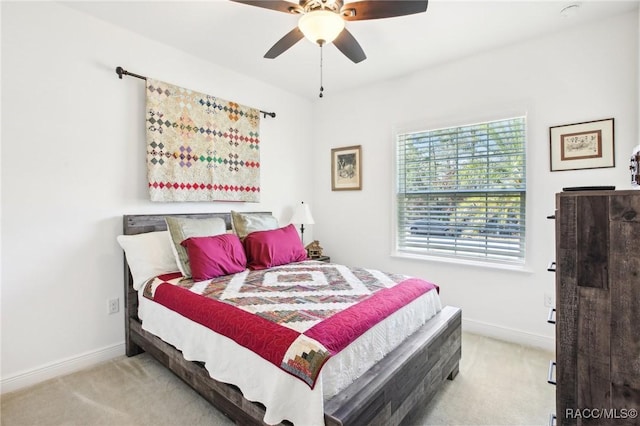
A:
396 117 526 263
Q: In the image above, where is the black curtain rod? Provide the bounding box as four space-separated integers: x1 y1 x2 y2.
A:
115 66 276 119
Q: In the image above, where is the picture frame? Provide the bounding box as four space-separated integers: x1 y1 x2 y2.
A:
331 145 362 191
549 118 615 171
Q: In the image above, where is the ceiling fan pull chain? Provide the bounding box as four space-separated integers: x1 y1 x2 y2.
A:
319 44 324 98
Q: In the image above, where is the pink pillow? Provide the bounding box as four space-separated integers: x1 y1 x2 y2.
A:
181 234 247 281
243 224 308 270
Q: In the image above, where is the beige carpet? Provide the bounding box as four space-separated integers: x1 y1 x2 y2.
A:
1 333 555 425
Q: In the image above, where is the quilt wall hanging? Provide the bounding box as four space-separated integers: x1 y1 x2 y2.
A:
146 79 261 202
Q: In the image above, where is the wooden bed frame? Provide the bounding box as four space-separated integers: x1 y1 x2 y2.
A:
122 212 462 426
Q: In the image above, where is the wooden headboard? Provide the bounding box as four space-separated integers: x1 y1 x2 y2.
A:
121 212 270 355
123 212 239 235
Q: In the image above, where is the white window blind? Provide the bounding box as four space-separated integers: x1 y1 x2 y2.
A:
396 117 526 264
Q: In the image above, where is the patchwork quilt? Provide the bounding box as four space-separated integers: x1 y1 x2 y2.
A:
145 79 261 202
143 260 438 388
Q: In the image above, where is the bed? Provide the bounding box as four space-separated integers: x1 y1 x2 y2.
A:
120 212 461 425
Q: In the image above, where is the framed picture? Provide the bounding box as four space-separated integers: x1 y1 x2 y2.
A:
331 145 362 190
549 118 615 171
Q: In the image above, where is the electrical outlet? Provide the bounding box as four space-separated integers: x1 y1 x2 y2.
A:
108 298 120 315
544 293 554 308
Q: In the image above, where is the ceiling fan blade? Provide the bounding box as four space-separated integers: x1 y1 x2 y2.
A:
333 28 366 64
340 0 428 21
264 27 304 59
230 0 303 14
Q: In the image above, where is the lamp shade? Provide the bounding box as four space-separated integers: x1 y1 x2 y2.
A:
291 202 315 225
298 10 345 45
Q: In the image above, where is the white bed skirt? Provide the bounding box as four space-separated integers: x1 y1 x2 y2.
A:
138 286 441 425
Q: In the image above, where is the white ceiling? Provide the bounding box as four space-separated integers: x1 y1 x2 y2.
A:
64 0 639 100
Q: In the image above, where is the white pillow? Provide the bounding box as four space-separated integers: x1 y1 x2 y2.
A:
117 231 179 291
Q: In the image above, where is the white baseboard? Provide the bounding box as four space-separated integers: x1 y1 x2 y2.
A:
1 322 553 394
1 342 125 394
462 318 555 353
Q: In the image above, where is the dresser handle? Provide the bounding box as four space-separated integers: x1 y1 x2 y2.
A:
549 413 556 426
547 361 556 385
547 308 556 324
547 261 556 272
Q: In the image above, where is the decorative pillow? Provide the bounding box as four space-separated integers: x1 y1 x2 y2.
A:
231 211 279 239
243 224 308 270
116 231 179 291
165 217 227 277
181 234 247 281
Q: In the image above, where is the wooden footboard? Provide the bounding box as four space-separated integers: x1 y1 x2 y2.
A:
324 305 461 426
127 306 460 426
122 213 462 425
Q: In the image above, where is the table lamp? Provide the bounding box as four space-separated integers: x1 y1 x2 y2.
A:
291 201 315 243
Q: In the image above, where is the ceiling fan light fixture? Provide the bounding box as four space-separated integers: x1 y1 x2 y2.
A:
298 10 345 45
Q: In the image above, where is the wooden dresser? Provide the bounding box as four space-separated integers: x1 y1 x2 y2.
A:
554 190 640 425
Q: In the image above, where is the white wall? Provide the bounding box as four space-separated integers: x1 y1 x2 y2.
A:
311 11 638 350
1 2 314 390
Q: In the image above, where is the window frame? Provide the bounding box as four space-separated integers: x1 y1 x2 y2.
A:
392 114 528 268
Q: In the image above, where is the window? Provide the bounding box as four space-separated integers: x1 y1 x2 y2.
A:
395 116 526 264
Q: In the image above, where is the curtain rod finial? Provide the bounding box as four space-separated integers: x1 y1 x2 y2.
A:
116 66 124 79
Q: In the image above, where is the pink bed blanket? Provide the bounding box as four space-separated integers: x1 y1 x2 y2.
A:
143 261 438 388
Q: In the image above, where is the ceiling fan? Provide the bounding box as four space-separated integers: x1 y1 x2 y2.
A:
230 0 429 64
